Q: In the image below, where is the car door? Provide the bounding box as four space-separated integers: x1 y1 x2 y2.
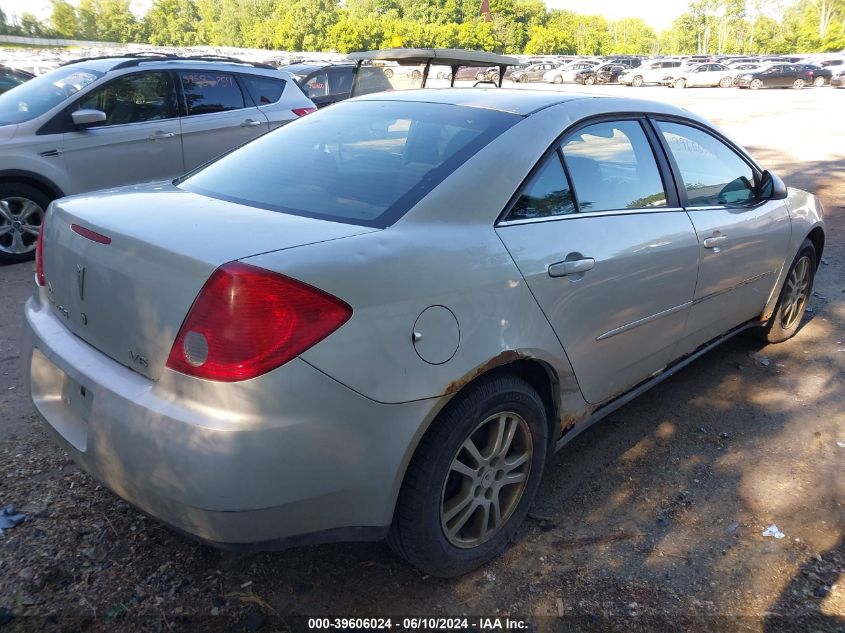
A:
177 70 269 172
61 71 183 194
653 119 792 355
496 118 700 404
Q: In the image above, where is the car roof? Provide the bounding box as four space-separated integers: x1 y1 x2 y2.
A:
62 55 278 74
349 88 696 120
350 88 586 115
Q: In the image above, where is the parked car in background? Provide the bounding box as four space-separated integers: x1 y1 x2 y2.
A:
510 62 557 83
0 53 316 263
727 62 769 84
487 63 529 83
671 63 735 88
574 63 626 85
735 64 807 89
282 62 392 108
544 61 598 84
831 67 845 87
794 64 833 86
0 65 34 94
24 88 824 578
452 66 490 81
619 60 682 86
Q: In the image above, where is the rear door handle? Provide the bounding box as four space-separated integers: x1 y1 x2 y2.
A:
703 234 728 249
548 257 595 278
240 119 263 127
148 131 176 140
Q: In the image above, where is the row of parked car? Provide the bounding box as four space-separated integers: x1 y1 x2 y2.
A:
503 55 845 89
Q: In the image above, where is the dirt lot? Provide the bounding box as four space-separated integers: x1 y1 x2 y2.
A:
0 85 843 632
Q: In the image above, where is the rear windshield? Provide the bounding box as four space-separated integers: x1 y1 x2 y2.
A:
180 100 519 227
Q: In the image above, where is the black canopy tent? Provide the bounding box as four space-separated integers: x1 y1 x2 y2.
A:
345 48 520 96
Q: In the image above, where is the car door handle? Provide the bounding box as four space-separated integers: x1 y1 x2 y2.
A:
148 131 176 140
548 257 595 278
703 235 728 249
240 119 263 127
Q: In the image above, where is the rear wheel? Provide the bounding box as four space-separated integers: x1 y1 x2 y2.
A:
674 78 686 89
750 78 763 90
0 182 51 264
759 239 816 344
632 75 643 87
585 75 595 85
552 75 562 84
410 69 422 81
383 68 394 79
813 76 825 87
719 76 733 88
388 373 548 577
519 75 529 83
792 78 805 89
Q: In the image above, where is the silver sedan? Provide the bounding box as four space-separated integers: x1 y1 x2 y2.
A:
22 89 825 577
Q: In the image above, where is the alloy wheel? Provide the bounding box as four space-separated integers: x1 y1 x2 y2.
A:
792 79 804 89
440 412 533 548
750 79 763 90
0 196 44 255
813 76 825 87
780 256 811 329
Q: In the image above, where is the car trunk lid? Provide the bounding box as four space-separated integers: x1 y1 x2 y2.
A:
42 184 376 380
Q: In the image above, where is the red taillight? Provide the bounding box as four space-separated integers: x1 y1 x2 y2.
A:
292 107 317 117
35 212 47 287
166 262 352 382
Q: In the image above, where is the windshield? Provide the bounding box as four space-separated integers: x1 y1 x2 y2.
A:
0 66 103 125
180 100 519 228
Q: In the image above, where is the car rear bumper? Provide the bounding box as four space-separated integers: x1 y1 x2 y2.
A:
22 292 436 547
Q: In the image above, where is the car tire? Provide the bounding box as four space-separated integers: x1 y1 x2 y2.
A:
387 373 549 578
411 70 422 81
674 78 686 89
758 239 816 344
552 75 562 84
750 79 763 90
519 75 529 83
719 76 733 88
383 68 394 79
0 182 51 264
585 75 595 85
489 73 499 83
813 76 825 87
475 72 485 81
632 75 643 87
792 78 805 89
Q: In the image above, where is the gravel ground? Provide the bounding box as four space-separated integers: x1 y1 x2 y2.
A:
0 84 843 633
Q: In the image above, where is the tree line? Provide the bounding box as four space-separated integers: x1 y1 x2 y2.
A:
0 0 843 55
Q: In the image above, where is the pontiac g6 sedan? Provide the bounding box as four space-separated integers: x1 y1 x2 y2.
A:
23 90 825 577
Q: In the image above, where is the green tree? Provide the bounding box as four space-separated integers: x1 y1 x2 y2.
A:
143 0 199 45
50 0 79 38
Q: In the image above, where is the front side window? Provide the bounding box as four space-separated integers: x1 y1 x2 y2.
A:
76 72 176 125
180 71 244 116
180 101 519 227
561 120 668 212
507 153 575 221
656 121 756 206
0 65 102 125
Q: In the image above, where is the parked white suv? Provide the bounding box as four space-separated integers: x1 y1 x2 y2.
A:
619 60 683 87
0 53 316 263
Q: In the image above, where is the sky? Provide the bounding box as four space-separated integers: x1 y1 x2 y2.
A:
3 0 690 32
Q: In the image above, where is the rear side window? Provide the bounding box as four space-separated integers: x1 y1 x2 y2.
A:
180 72 244 115
303 72 328 98
561 120 668 212
241 74 286 105
507 153 575 221
180 101 519 228
76 71 176 125
656 121 755 206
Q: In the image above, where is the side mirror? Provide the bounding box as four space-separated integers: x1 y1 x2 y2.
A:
758 170 788 201
71 109 106 128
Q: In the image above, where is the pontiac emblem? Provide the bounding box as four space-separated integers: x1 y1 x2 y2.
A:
76 265 85 301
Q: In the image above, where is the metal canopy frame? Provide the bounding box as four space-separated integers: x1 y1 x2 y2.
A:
346 48 519 96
